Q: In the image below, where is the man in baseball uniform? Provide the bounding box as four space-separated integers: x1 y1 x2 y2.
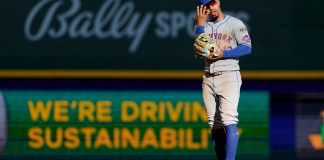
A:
194 0 252 159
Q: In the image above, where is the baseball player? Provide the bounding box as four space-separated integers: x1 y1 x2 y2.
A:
194 0 252 159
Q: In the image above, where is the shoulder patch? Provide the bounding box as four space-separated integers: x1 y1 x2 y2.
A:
242 34 251 43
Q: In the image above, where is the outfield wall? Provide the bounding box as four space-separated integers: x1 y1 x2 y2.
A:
1 0 324 159
0 89 269 160
0 79 323 160
0 0 323 71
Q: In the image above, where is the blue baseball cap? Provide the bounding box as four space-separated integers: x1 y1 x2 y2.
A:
198 0 213 5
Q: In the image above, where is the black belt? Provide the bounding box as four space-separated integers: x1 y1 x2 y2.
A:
206 70 237 76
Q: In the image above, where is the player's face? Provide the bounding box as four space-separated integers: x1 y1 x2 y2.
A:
205 0 220 19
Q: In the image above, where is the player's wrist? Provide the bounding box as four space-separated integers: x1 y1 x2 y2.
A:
197 21 205 26
217 50 224 59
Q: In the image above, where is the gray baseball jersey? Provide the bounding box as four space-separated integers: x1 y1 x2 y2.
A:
197 15 251 129
201 15 251 73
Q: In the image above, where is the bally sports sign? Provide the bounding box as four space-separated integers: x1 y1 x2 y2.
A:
24 0 250 53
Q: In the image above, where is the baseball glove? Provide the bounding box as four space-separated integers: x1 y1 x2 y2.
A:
193 33 221 60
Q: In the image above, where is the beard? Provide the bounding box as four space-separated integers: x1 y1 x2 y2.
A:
208 9 219 21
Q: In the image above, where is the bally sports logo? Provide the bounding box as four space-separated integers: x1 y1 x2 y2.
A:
24 0 250 53
0 93 7 155
308 110 324 150
24 0 194 53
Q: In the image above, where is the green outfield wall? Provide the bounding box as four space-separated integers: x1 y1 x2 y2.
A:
0 90 269 159
0 0 322 71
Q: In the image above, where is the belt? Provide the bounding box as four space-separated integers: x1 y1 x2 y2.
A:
206 70 236 76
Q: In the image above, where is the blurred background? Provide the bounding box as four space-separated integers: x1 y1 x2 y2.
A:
0 0 323 159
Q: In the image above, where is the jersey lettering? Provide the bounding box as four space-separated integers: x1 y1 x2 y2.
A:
209 33 232 42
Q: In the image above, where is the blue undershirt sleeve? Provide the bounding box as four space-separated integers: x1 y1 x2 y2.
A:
222 44 252 58
195 26 205 38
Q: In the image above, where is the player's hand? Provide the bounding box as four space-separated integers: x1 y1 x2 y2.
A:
206 48 224 61
208 48 224 60
217 49 224 59
195 5 210 26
